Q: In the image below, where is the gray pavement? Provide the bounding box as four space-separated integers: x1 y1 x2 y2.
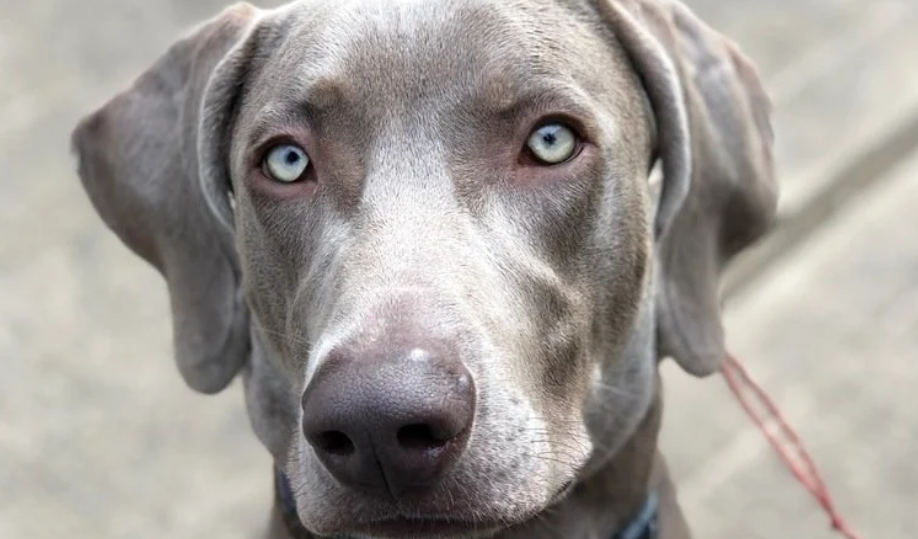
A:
662 152 918 538
2 1 916 538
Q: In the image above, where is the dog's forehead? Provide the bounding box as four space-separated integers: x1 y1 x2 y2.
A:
268 0 612 112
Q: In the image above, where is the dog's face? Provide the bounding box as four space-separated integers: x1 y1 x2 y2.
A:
72 0 776 537
234 0 654 533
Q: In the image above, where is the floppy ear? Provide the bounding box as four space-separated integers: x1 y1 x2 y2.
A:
593 0 779 376
71 3 264 393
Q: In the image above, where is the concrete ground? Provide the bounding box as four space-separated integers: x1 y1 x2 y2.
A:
1 1 916 538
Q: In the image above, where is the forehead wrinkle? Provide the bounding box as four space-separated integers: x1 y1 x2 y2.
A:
300 0 545 101
251 0 625 144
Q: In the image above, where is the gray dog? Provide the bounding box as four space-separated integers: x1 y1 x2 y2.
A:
72 0 777 537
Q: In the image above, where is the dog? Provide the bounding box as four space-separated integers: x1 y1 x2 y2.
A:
71 0 777 537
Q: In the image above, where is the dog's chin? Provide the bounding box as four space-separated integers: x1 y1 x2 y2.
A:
307 513 511 539
309 510 536 539
345 517 504 539
299 477 578 539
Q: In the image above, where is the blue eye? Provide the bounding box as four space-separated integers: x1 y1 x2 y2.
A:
526 123 577 164
263 144 309 182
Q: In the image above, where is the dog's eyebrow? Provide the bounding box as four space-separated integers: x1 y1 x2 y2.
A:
479 80 602 133
469 72 589 112
246 107 313 148
246 78 352 146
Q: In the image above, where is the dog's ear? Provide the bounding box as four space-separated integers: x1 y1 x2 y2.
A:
593 0 779 376
72 3 265 393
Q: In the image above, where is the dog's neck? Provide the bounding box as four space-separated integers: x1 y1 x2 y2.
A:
268 374 687 539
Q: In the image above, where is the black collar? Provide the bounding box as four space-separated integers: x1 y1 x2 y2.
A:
275 470 658 539
613 491 659 539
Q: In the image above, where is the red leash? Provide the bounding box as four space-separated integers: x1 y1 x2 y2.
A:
721 353 863 539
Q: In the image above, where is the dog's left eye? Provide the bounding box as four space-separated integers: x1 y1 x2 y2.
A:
263 144 310 183
525 123 579 165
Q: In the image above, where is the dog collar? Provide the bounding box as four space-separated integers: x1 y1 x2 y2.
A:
613 491 659 539
275 469 658 539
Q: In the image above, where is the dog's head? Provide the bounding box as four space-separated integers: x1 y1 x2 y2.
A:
73 0 776 536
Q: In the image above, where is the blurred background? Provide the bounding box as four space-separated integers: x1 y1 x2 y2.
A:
1 0 916 538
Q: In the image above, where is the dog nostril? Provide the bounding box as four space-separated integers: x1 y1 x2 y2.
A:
396 423 450 451
316 431 355 456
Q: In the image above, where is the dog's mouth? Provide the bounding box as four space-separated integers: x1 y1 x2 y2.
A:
350 517 502 539
344 479 577 538
549 478 577 503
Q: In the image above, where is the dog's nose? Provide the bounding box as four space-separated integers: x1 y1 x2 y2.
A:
301 346 475 498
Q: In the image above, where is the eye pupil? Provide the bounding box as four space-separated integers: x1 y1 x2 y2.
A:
285 150 299 164
542 132 557 146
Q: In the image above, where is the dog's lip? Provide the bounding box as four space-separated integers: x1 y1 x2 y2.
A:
351 516 501 538
345 484 575 538
326 481 579 537
549 478 577 503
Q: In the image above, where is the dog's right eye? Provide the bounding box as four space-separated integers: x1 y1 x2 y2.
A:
263 144 310 183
